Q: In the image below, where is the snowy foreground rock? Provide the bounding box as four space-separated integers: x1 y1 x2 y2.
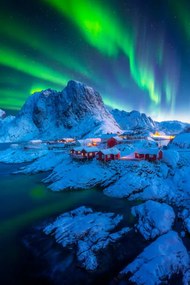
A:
179 209 190 234
43 206 130 271
132 200 175 240
170 132 190 149
44 159 117 191
120 231 190 285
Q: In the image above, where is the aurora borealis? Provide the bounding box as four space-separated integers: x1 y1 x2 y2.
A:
0 0 190 121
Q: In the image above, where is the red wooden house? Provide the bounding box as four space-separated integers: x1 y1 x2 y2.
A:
81 147 99 159
97 147 120 162
107 136 123 148
70 146 99 159
70 147 83 156
134 148 163 161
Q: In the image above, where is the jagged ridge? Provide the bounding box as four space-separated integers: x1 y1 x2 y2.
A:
0 80 120 142
111 109 156 131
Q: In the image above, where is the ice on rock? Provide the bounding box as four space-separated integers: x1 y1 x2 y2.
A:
120 231 190 285
43 206 130 271
131 200 175 240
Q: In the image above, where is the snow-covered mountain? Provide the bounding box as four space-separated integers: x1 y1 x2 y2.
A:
158 120 190 135
0 80 121 142
111 109 189 135
111 109 156 131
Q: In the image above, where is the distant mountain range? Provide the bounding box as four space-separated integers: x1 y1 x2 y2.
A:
111 109 156 131
0 80 189 142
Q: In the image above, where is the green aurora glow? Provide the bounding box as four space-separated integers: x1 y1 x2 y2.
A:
0 0 187 120
44 0 161 104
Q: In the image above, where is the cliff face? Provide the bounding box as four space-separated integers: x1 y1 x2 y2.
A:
0 80 121 142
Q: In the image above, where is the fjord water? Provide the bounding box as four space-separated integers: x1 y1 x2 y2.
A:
0 161 137 285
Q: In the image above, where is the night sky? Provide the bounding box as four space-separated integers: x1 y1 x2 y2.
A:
0 0 190 121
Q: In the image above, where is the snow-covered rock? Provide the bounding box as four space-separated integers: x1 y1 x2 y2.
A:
17 150 67 174
103 161 170 200
44 159 118 191
120 231 190 284
162 149 180 168
179 209 190 234
0 114 15 139
0 147 48 163
0 80 120 142
131 201 175 240
130 177 176 202
112 109 156 131
43 206 130 271
170 133 190 149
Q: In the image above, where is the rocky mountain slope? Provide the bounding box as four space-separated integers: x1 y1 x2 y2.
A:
0 81 189 142
0 80 121 142
111 109 156 131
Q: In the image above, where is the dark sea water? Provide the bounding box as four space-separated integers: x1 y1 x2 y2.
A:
0 162 140 285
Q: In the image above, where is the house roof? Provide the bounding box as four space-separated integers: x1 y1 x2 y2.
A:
135 148 162 155
99 147 120 155
72 147 83 152
72 146 99 152
107 136 123 142
59 138 75 141
86 138 101 142
82 147 99 153
78 138 101 145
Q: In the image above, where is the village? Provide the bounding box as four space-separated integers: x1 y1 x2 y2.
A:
18 130 175 163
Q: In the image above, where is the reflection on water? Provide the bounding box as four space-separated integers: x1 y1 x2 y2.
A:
0 163 138 285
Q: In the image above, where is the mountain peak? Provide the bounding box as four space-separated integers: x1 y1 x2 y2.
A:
0 81 120 142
